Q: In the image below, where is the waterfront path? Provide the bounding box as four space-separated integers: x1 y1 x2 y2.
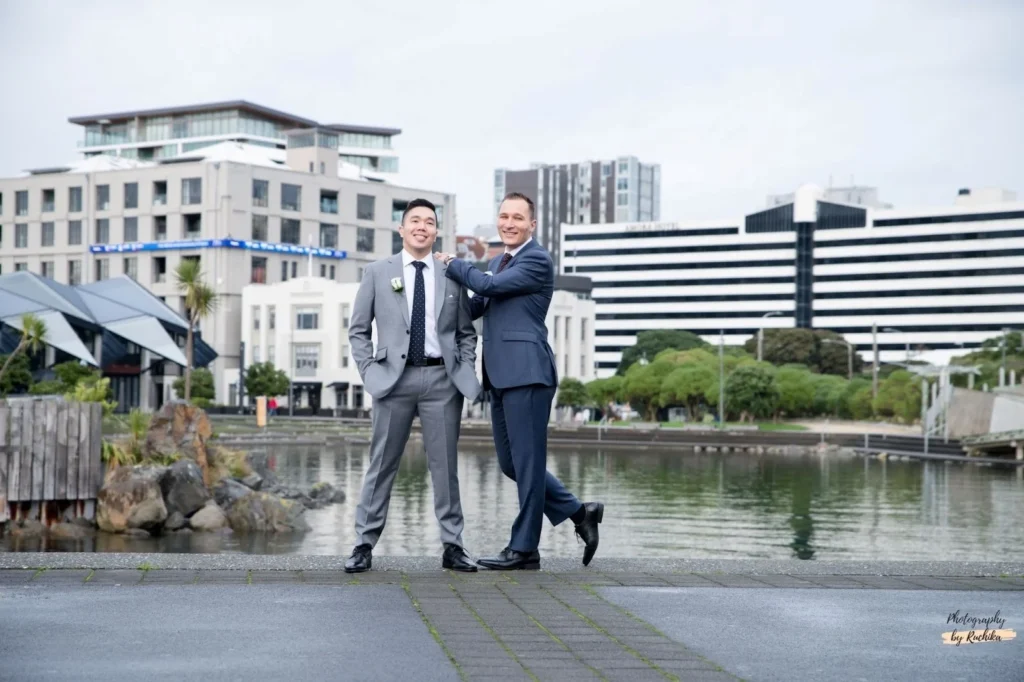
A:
2 555 1022 682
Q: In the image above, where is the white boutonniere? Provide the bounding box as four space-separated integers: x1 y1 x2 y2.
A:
484 271 493 277
391 277 404 292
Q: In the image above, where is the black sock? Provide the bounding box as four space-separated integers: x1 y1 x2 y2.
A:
570 504 587 525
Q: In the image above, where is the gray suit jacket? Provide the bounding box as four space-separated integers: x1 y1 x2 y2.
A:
349 252 482 401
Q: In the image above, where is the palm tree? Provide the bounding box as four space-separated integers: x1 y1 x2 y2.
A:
0 312 48 390
174 259 218 402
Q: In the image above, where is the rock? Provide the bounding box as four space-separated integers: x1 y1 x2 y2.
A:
310 481 345 504
160 459 210 517
214 478 253 508
10 519 47 539
164 511 188 531
190 502 229 532
97 465 169 533
124 528 151 537
71 517 97 529
226 492 311 533
173 527 193 535
240 473 263 490
48 522 94 540
145 401 213 484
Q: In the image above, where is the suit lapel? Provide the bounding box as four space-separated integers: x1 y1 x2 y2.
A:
388 254 411 327
434 260 447 321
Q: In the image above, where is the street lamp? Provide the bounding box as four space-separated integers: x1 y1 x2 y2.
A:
1000 327 1011 386
757 311 784 362
821 339 854 380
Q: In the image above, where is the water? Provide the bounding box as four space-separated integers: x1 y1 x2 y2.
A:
5 443 1024 560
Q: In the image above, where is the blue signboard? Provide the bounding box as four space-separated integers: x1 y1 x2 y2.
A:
89 238 347 260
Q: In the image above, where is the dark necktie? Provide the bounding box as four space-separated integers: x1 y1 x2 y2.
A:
497 252 513 272
409 261 427 364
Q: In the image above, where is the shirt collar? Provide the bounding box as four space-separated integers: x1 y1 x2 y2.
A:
505 237 533 257
402 249 434 272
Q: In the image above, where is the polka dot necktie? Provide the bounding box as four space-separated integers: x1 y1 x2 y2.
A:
409 261 427 364
497 253 513 272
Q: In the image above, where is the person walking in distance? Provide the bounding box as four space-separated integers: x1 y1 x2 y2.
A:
344 198 482 573
435 192 604 570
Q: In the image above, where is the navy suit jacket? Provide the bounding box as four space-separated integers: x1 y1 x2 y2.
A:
445 240 558 390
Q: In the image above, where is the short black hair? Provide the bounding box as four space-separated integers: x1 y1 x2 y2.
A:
500 191 535 220
401 198 437 224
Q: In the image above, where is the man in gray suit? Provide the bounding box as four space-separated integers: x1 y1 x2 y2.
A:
344 198 481 573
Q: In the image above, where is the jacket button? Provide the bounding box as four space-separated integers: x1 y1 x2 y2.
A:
406 329 410 334
401 354 406 359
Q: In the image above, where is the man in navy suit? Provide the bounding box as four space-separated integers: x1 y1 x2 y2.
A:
436 192 604 570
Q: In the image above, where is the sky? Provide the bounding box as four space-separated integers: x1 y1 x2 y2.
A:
1 0 1022 233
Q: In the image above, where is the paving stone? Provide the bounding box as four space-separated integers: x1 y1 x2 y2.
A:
82 569 144 585
137 570 199 584
31 569 92 584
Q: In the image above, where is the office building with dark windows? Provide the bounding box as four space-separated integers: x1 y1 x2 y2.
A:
495 156 660 271
0 107 455 405
561 184 1024 376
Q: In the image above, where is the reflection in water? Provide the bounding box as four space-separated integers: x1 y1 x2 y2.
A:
4 443 1024 560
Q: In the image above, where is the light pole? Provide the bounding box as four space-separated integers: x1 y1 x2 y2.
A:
821 339 853 380
718 330 725 427
1001 327 1011 386
757 311 784 362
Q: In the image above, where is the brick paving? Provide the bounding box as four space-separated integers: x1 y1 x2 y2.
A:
3 566 1021 681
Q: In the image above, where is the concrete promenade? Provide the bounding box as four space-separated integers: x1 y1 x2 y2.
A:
1 555 1023 682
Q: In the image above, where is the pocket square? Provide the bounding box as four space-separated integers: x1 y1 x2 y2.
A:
485 271 493 276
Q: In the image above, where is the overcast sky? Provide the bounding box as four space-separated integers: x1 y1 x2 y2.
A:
1 0 1021 232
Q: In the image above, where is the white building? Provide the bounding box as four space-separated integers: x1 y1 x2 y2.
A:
236 275 597 415
562 184 1024 377
1 118 455 409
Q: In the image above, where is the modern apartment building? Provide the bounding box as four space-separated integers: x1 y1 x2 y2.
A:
70 100 401 177
0 128 455 407
236 275 596 415
494 156 660 270
561 184 1024 376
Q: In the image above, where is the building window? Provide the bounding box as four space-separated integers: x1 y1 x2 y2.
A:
281 218 300 244
41 261 55 279
153 181 168 205
294 343 320 376
252 179 269 208
154 215 167 241
124 257 138 280
554 316 560 340
266 345 275 366
618 161 628 173
281 184 301 211
357 194 375 221
252 214 268 241
69 187 83 212
68 260 82 285
353 384 364 409
14 262 27 272
182 178 202 205
329 265 335 279
281 261 289 281
124 182 139 209
123 216 138 242
95 258 109 281
95 218 109 243
68 220 82 245
253 345 260 364
357 227 375 252
341 303 350 328
392 199 409 224
602 164 612 176
357 266 364 280
616 178 628 190
268 306 276 330
154 257 167 283
320 190 338 214
251 256 267 284
617 194 628 206
432 237 443 254
253 306 261 330
96 185 110 211
341 344 349 368
42 189 55 213
15 224 28 248
15 190 28 216
320 223 338 249
320 264 327 278
183 214 201 238
41 222 55 247
291 261 298 279
392 230 403 254
295 306 320 330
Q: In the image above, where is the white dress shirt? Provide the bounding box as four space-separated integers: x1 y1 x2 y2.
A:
505 237 533 257
402 249 441 358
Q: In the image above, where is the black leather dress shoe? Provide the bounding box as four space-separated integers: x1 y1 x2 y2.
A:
442 544 478 572
344 544 372 573
574 502 604 566
477 547 541 570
